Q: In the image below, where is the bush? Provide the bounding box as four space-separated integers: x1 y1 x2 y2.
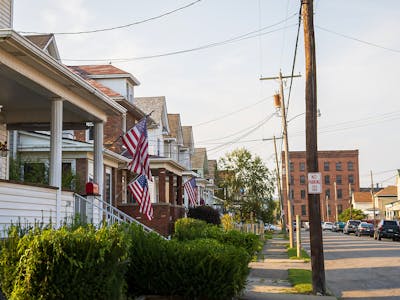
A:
187 205 221 225
0 225 129 299
221 214 234 231
125 226 250 300
174 218 262 257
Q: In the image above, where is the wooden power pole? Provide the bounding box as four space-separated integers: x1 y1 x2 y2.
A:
273 136 286 232
303 0 326 295
260 72 300 248
371 170 376 225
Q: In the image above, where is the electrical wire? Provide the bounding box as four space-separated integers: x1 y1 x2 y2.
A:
194 95 273 127
316 25 400 54
19 0 203 35
285 3 302 112
61 15 298 62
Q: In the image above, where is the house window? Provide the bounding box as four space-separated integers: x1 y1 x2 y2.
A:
325 175 330 185
301 190 306 199
24 162 47 185
301 205 307 216
290 189 294 200
347 161 354 171
87 126 94 142
337 189 343 199
348 174 354 184
336 162 342 171
338 204 343 215
62 162 74 190
299 162 305 172
336 175 342 185
289 162 294 172
324 162 329 171
325 189 330 199
328 204 331 216
300 175 305 185
290 176 294 185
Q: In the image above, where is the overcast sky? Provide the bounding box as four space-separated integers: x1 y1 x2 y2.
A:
13 0 400 187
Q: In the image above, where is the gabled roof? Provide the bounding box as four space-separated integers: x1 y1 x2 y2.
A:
353 192 372 203
192 148 208 170
134 96 169 132
375 185 397 197
182 126 194 149
24 34 60 60
67 65 140 86
207 160 217 179
166 114 183 144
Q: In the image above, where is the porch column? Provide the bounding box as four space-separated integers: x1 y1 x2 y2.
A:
49 98 63 227
159 168 166 203
169 173 174 204
94 122 104 201
177 176 183 205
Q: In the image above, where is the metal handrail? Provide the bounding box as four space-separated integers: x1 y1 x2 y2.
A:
73 193 163 237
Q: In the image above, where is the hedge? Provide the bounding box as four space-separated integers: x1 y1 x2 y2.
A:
125 223 250 299
0 225 129 300
174 218 262 256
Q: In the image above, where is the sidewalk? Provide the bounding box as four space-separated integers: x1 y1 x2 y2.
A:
239 236 337 300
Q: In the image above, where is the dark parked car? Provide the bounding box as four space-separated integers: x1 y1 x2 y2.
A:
343 220 361 234
355 222 374 237
332 221 345 232
374 220 400 240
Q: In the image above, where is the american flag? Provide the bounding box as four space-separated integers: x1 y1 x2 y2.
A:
122 117 152 180
184 177 198 207
128 175 153 220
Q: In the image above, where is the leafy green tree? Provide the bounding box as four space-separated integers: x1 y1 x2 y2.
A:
338 208 366 221
216 148 276 223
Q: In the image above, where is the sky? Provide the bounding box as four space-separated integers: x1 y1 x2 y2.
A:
12 0 400 187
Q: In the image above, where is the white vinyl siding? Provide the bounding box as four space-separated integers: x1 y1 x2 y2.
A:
0 0 13 28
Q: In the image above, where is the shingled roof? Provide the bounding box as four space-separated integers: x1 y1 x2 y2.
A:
67 65 140 85
134 97 167 127
25 34 53 49
375 185 397 197
192 148 208 170
182 126 194 149
353 191 372 203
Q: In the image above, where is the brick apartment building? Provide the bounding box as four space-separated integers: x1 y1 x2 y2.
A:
282 150 360 223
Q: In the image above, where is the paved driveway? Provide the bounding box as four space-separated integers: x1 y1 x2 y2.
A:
301 230 400 300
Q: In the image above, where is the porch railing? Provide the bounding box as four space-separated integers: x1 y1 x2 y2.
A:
73 193 161 237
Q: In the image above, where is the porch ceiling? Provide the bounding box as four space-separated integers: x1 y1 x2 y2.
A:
0 30 126 129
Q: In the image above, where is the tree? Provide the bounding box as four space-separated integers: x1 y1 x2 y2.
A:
338 208 366 221
216 148 276 223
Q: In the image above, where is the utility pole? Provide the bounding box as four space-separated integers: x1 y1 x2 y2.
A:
371 170 376 225
273 136 286 232
325 195 329 222
348 183 353 220
334 182 338 222
303 0 326 295
260 72 301 249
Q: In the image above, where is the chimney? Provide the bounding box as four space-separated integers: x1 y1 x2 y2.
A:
0 0 13 29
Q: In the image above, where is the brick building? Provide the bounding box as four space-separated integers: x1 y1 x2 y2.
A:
282 150 360 223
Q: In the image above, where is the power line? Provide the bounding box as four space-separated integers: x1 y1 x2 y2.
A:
316 25 400 54
61 15 298 62
19 0 203 35
286 3 302 112
194 95 274 127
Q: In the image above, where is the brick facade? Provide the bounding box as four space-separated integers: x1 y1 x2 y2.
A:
282 150 360 223
118 203 185 236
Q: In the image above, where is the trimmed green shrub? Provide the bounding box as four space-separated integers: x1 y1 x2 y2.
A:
174 218 262 257
125 225 250 300
187 205 221 225
0 225 129 300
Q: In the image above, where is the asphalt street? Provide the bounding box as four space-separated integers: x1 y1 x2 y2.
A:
301 230 400 300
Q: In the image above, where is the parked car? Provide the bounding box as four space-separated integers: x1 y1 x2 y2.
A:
343 220 361 234
322 222 334 231
374 220 400 240
355 222 374 237
332 221 345 232
264 223 277 231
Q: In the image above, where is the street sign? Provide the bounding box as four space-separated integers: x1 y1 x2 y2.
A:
308 172 322 194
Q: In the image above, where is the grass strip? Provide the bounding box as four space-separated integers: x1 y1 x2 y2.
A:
288 269 312 294
287 247 310 262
